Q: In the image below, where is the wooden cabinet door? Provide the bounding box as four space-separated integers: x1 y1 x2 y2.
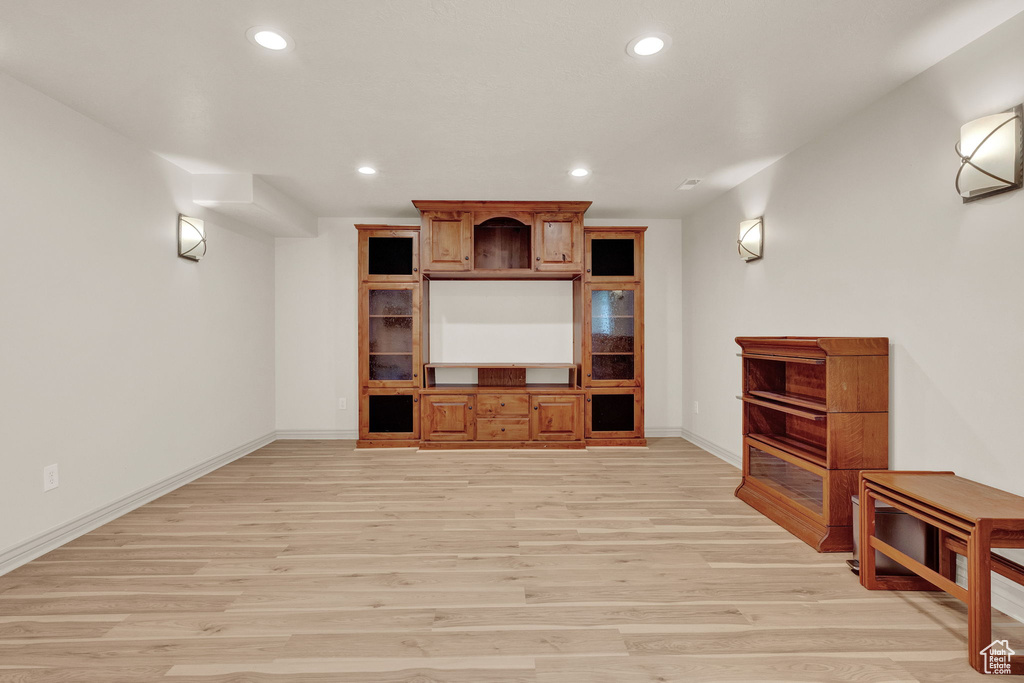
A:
422 395 475 441
530 394 582 441
533 212 583 272
422 211 472 271
359 228 420 282
360 390 420 441
585 230 643 282
360 283 421 388
583 283 642 387
585 389 643 439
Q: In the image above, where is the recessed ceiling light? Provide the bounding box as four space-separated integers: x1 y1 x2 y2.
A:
246 26 294 52
358 166 377 175
570 168 590 177
626 33 671 57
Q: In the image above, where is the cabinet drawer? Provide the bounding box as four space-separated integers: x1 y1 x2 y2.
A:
477 394 530 417
477 418 530 441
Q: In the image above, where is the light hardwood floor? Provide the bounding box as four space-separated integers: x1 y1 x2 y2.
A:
1 438 1020 682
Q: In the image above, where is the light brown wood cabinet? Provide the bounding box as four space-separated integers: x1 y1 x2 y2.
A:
531 394 582 441
421 394 475 441
356 206 647 449
358 226 420 282
583 282 643 388
359 282 422 389
734 336 889 552
421 211 472 271
533 212 583 272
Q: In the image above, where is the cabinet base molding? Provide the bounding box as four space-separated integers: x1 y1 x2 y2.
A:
356 439 420 449
735 481 852 552
586 438 647 447
418 440 586 450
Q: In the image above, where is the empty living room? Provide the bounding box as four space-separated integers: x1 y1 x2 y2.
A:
3 1 1024 681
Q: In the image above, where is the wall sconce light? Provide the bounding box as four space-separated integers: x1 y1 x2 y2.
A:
178 215 206 261
738 217 763 262
955 104 1022 202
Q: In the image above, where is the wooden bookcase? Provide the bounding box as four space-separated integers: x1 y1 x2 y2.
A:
734 336 889 552
357 204 646 449
583 227 646 446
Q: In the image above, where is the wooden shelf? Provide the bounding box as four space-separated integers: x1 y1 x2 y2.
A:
747 433 826 468
741 395 825 421
747 390 826 413
590 352 634 356
743 353 824 365
368 315 413 318
369 352 413 356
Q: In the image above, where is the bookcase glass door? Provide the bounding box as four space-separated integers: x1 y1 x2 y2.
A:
590 288 635 381
368 288 414 383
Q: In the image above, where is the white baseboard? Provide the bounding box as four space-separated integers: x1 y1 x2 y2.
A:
275 430 358 440
0 431 276 576
646 427 684 438
679 428 741 469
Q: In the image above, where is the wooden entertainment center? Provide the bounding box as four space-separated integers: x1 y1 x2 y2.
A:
357 200 646 449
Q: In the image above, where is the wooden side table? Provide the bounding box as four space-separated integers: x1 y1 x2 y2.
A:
859 470 1024 674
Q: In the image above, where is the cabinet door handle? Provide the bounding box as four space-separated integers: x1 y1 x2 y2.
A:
586 268 591 273
536 256 541 261
464 256 469 260
587 398 591 402
413 267 418 272
468 406 473 410
413 373 418 377
534 406 538 410
586 373 591 377
414 398 418 403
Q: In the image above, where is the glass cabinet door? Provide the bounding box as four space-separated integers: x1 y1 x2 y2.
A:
363 284 420 387
585 284 641 386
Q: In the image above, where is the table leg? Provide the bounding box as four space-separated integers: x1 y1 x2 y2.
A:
967 521 993 673
859 479 879 590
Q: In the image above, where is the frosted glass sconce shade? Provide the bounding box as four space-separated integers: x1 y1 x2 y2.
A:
738 217 763 262
178 215 206 261
956 105 1022 202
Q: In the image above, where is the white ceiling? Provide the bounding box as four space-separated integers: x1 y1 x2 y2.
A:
1 0 1023 220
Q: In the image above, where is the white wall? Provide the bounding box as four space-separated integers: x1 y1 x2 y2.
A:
680 13 1024 494
275 217 684 436
0 74 276 567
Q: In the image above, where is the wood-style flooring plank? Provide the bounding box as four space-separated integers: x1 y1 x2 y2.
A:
0 437 1010 681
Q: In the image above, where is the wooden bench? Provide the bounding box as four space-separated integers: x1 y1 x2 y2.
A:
859 470 1024 673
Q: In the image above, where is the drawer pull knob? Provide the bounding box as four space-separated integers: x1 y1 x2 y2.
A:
500 402 505 406
501 428 505 432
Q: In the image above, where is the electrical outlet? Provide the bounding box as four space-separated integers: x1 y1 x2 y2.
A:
693 401 699 414
43 464 59 491
338 398 347 410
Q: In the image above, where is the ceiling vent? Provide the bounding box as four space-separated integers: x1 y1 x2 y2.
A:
677 178 702 190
